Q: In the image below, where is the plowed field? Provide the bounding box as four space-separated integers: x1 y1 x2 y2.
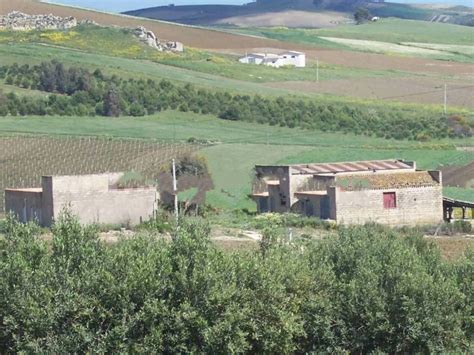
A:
266 77 474 109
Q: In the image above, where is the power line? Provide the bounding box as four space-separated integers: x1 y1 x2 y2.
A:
373 84 474 101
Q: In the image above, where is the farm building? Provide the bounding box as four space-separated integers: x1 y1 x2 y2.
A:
239 51 306 68
5 173 158 227
251 160 444 226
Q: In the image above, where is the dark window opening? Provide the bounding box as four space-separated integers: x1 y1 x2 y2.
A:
383 192 397 209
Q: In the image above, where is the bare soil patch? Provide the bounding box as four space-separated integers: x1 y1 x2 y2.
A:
441 161 474 188
266 77 474 109
215 10 349 28
426 235 473 261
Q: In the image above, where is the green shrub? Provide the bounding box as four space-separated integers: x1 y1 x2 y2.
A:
0 213 471 352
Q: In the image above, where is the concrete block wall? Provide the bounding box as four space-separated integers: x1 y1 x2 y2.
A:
51 188 157 226
48 174 157 226
335 185 443 226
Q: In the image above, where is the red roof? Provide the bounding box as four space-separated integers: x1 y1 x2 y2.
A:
291 160 413 175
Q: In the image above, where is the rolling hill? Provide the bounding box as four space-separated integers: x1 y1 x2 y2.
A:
124 0 473 28
0 0 283 49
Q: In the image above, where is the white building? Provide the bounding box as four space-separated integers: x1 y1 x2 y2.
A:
239 51 306 68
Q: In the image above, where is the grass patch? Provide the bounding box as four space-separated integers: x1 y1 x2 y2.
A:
443 187 474 202
1 113 471 147
314 18 474 46
0 26 413 84
230 19 474 62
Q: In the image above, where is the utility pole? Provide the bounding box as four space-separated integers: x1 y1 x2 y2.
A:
316 58 319 83
444 83 447 115
172 158 178 225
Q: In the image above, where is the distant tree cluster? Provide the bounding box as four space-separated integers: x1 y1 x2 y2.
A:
0 61 471 140
354 7 372 24
0 213 472 353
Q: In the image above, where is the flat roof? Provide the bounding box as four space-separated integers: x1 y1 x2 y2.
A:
245 53 280 58
295 191 328 196
281 51 304 55
266 180 280 186
5 188 42 193
290 160 414 175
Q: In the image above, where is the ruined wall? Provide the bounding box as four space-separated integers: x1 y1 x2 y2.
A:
335 185 443 226
254 166 291 211
0 11 77 31
5 189 43 224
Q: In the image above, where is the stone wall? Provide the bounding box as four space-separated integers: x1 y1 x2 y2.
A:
335 185 444 226
0 11 77 31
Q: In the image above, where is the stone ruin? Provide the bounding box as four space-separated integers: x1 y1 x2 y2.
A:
134 26 184 53
0 12 183 53
0 11 77 31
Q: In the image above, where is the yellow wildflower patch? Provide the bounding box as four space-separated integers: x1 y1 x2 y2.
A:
39 31 78 42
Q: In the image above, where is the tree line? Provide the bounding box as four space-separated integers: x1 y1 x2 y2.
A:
0 212 472 353
0 61 472 140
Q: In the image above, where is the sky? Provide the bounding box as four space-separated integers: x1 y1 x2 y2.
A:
44 1 474 13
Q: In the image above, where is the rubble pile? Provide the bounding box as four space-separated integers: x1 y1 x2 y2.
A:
0 11 77 31
134 26 184 52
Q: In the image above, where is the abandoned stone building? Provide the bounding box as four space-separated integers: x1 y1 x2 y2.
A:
5 173 158 227
251 160 444 226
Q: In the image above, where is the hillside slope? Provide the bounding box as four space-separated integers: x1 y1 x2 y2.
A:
0 0 283 49
124 0 473 27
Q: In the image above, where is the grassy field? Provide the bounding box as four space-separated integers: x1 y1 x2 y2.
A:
5 39 472 116
0 42 292 96
1 113 472 210
318 37 473 63
314 19 474 45
229 19 474 62
2 26 473 112
0 26 415 84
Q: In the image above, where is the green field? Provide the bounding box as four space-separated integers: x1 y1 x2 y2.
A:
1 113 472 210
0 25 415 84
315 19 474 45
228 19 474 62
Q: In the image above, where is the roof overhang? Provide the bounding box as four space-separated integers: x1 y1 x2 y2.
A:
295 191 327 197
251 192 269 199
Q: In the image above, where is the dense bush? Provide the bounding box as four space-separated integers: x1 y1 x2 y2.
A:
0 60 472 140
0 212 472 352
